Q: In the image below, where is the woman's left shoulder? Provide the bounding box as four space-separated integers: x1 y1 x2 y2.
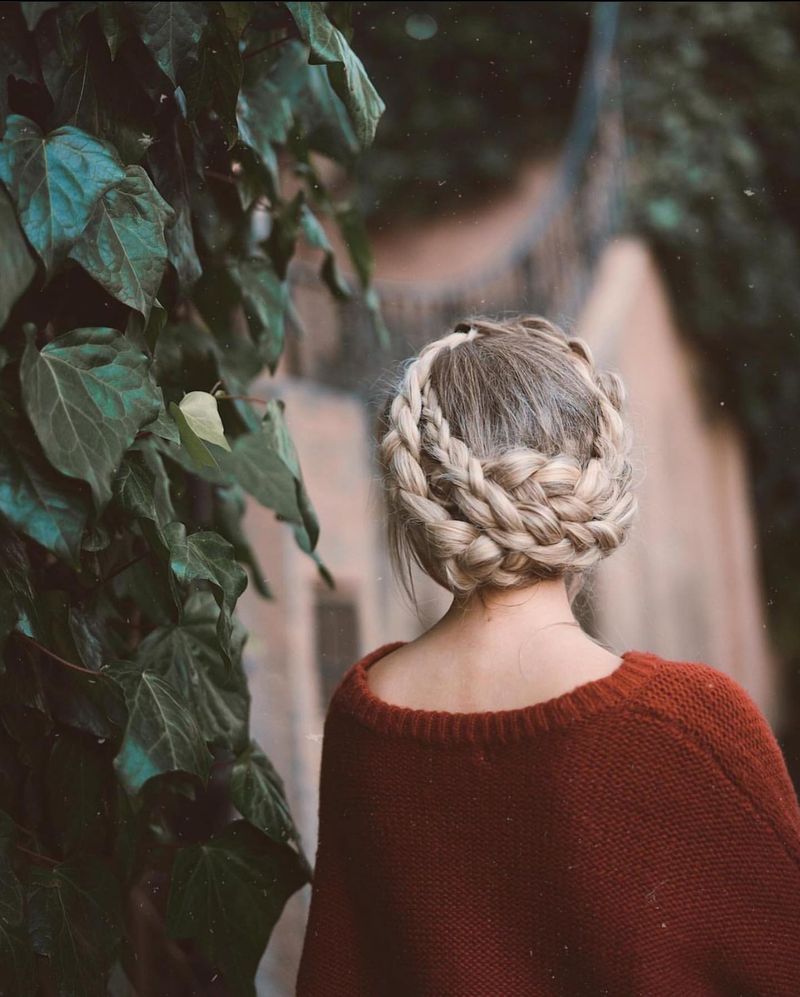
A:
627 650 800 841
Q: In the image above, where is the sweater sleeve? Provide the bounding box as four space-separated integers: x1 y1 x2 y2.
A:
631 669 800 997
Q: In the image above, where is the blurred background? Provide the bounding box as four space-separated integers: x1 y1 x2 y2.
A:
242 3 800 991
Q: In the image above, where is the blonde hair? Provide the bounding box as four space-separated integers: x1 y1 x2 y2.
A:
376 315 639 608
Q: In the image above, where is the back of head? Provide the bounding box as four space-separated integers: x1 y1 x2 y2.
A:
376 315 640 606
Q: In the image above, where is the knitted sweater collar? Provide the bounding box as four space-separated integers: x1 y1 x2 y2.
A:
333 641 661 745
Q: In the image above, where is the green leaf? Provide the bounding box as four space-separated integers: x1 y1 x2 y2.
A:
45 730 108 854
33 2 97 101
0 921 36 997
0 186 36 327
227 258 288 373
69 166 174 318
126 1 206 85
0 399 90 565
0 810 23 926
49 27 155 165
0 813 33 996
0 7 40 136
213 484 271 598
270 41 359 163
335 200 372 288
97 2 126 59
184 11 243 148
284 2 385 148
109 660 211 794
114 447 175 548
0 527 39 649
224 399 319 550
20 2 60 31
220 1 252 40
135 591 249 751
27 856 124 997
164 523 247 665
178 391 231 452
231 741 305 853
21 326 162 509
236 78 292 182
145 120 202 291
0 116 125 271
168 401 219 470
166 820 309 997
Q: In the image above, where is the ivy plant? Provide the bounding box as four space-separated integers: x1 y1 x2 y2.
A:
0 2 385 994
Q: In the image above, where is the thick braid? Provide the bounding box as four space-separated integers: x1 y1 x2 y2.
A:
379 320 638 596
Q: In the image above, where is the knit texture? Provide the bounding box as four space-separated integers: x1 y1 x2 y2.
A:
295 642 800 997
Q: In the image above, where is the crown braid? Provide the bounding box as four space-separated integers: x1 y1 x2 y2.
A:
378 317 639 597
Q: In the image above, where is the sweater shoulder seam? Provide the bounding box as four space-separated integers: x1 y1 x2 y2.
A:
626 702 800 872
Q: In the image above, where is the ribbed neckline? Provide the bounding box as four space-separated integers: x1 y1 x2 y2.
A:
333 641 662 744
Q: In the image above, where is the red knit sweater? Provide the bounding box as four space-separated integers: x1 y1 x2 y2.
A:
295 642 800 997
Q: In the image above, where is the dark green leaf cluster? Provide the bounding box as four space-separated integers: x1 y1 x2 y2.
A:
0 2 384 993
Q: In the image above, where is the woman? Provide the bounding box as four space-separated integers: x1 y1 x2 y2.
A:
295 316 800 996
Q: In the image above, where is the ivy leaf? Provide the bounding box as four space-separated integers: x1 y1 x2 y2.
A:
168 401 220 470
0 116 125 271
20 2 61 31
270 41 359 163
231 741 305 855
69 165 174 319
227 258 288 374
225 399 320 551
135 591 249 751
126 1 206 85
284 2 385 148
0 810 33 996
335 200 372 288
299 202 351 299
109 659 212 795
0 186 36 328
27 856 124 997
184 9 243 148
166 820 310 997
45 730 108 854
0 7 39 134
33 2 97 101
213 485 271 598
145 119 202 291
178 391 231 452
97 3 126 59
236 78 292 183
0 923 36 996
21 326 162 509
0 399 90 566
114 447 175 549
0 810 23 926
164 523 247 666
0 527 39 649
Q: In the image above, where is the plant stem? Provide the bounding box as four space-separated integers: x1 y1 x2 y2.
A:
18 634 98 676
16 843 59 866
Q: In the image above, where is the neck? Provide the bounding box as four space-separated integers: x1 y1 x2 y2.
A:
428 576 587 654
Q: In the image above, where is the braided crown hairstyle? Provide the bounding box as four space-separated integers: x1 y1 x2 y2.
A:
376 315 639 606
